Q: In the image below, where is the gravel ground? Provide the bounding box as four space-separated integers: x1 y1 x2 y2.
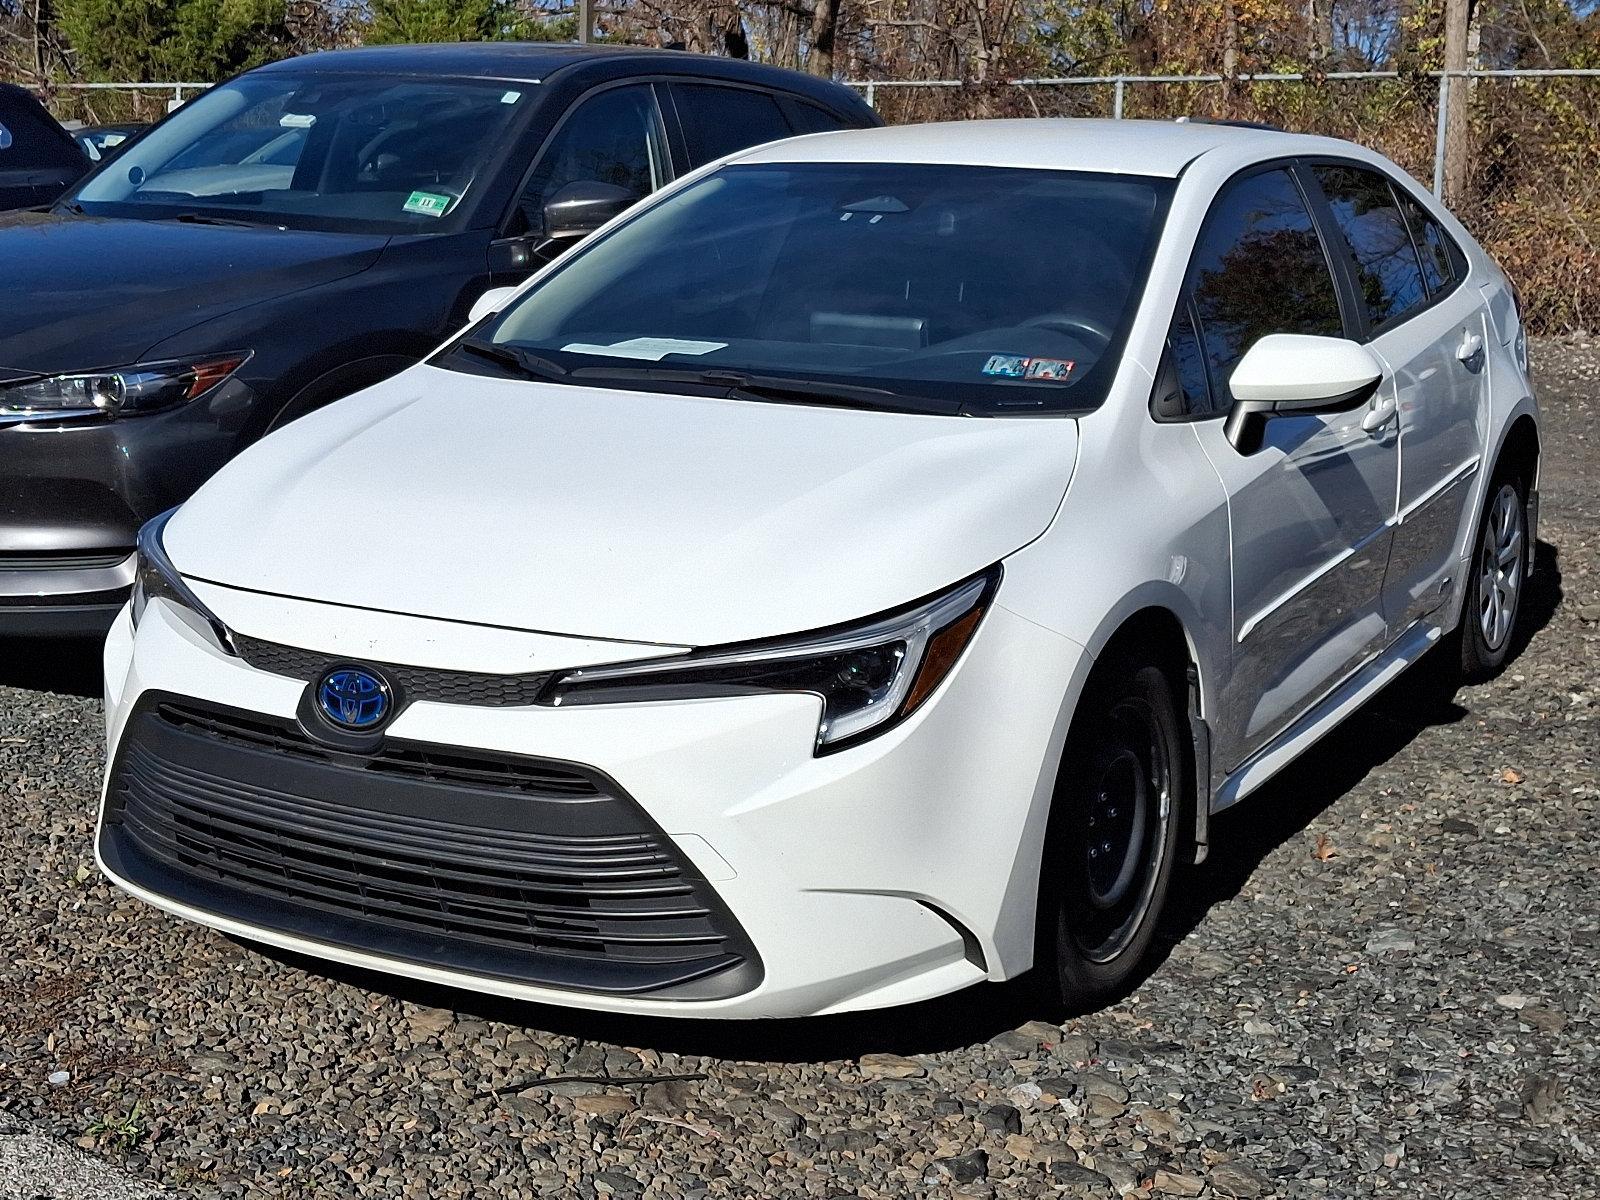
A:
1 339 1595 1200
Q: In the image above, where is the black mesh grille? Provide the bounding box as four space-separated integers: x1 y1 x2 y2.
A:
100 697 758 997
234 635 553 707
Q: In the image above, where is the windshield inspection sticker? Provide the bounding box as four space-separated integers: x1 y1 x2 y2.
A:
403 190 453 218
501 90 523 104
560 337 727 361
983 354 1075 382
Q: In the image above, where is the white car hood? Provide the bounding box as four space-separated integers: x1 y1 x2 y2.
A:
167 365 1078 646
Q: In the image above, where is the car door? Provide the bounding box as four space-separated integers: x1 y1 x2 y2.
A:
1171 165 1400 767
1310 162 1488 637
490 82 672 285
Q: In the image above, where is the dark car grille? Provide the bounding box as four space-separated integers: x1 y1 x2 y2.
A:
234 635 554 707
0 549 130 572
99 696 759 997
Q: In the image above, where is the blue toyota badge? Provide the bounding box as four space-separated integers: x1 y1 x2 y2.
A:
316 667 390 730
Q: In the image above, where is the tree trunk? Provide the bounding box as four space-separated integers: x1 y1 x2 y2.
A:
1443 0 1475 204
808 0 842 78
1307 0 1333 62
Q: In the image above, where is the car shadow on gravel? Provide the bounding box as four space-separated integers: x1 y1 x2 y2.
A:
249 542 1564 1063
0 636 103 698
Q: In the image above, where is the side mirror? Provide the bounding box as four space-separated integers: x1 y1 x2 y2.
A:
1223 334 1384 453
468 285 519 325
541 179 635 244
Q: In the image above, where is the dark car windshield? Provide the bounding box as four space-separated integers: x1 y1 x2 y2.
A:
68 72 529 233
470 162 1172 414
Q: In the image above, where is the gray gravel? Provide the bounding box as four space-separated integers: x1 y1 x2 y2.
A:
1 339 1596 1200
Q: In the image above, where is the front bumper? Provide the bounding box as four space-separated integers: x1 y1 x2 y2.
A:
0 379 253 634
99 587 1089 1018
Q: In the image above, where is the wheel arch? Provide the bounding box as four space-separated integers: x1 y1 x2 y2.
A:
1493 411 1541 493
1076 598 1213 866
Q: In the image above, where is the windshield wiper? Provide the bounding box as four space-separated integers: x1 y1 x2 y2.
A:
569 365 962 416
169 211 263 228
452 338 569 382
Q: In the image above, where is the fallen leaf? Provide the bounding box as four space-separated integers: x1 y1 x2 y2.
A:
1312 832 1337 861
1500 767 1525 784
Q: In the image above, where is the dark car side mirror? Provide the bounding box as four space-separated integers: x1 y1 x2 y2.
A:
541 179 635 244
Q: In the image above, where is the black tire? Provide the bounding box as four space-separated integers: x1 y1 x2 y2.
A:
1451 470 1530 683
1039 652 1184 1011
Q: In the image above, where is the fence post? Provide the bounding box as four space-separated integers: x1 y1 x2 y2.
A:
865 81 877 110
1431 73 1449 198
1113 77 1125 119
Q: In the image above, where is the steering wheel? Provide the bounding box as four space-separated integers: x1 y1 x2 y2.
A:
1020 313 1116 350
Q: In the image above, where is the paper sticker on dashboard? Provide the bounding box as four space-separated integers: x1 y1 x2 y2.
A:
560 337 728 361
981 354 1028 378
982 354 1075 381
1024 357 1075 381
403 190 453 218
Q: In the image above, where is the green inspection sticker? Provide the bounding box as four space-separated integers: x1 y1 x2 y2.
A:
403 190 453 218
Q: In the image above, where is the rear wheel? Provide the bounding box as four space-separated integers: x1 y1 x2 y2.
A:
1453 473 1529 682
1041 654 1183 1011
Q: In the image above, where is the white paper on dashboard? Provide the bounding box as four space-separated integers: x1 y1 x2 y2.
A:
559 337 727 361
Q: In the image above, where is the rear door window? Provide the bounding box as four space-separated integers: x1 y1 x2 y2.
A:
783 99 850 135
1185 168 1345 412
671 84 795 165
1392 188 1465 296
1313 164 1429 329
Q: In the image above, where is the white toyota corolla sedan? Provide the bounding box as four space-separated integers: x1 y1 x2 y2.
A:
98 120 1539 1019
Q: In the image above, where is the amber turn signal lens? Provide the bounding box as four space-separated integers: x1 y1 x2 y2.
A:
902 605 986 716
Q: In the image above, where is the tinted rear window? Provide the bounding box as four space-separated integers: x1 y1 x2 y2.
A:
1314 164 1429 328
673 84 795 164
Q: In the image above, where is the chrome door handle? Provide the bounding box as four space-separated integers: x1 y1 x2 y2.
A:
1361 397 1398 433
1457 332 1485 369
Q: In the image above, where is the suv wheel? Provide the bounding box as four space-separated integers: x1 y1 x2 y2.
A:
1041 652 1183 1011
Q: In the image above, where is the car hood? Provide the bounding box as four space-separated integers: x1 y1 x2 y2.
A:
167 365 1078 647
0 210 385 373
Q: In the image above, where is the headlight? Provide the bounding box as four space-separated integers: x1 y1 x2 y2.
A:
540 569 999 753
130 509 237 655
0 353 249 420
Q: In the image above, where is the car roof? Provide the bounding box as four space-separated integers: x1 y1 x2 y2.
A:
733 118 1354 177
253 41 862 104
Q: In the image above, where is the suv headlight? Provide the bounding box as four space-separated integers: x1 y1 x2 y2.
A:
540 569 999 753
131 509 237 654
0 353 249 420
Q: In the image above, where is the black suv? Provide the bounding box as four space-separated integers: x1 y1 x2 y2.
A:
0 44 878 635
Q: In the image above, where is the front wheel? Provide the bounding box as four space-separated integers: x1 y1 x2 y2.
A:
1040 654 1184 1012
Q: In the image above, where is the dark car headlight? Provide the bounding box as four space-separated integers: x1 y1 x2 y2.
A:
0 353 249 420
540 569 999 753
130 509 237 655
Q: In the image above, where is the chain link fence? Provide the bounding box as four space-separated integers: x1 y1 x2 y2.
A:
34 69 1600 331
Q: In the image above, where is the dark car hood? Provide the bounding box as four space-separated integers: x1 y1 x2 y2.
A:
0 210 387 373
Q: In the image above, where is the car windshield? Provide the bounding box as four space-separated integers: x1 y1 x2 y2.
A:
471 162 1173 414
68 72 529 233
